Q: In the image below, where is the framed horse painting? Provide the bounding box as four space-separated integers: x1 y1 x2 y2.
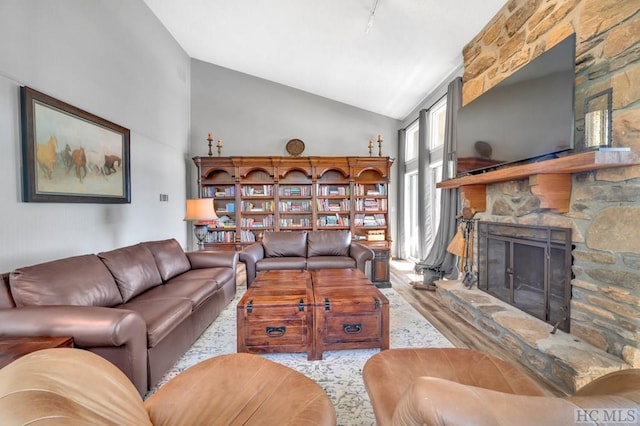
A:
20 86 131 203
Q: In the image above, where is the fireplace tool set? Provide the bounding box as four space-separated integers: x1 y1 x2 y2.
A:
447 207 478 288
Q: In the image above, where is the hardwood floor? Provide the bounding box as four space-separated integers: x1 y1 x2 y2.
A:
389 259 566 396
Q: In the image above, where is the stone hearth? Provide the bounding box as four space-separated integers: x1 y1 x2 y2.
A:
436 279 630 394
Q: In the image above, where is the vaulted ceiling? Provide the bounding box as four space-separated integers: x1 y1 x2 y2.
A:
143 0 507 120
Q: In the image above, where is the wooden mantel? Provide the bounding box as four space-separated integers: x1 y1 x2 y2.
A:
437 150 640 213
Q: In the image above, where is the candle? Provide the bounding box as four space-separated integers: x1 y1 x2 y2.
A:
217 140 223 148
377 134 382 142
368 140 374 148
207 133 212 140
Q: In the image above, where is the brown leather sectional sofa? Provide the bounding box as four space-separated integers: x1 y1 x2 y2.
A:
239 230 374 286
0 238 238 395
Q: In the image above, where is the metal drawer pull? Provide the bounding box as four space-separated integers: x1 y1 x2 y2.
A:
343 323 362 334
266 326 286 337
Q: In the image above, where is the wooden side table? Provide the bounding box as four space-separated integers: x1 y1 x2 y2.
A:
0 336 74 369
370 248 391 288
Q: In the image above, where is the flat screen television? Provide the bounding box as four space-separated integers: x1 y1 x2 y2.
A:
455 33 576 176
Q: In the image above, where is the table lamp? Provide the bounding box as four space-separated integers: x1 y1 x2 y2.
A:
184 198 217 250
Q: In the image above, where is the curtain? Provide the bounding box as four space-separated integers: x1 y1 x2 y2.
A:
396 128 407 259
417 109 430 260
415 77 462 283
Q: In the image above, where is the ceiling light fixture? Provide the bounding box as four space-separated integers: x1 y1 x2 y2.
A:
365 0 380 34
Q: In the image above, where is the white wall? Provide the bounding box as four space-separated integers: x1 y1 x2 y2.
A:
0 1 191 271
190 59 401 254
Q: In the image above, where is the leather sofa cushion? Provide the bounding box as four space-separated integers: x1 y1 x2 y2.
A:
144 239 191 281
307 256 356 270
136 270 225 309
118 297 192 348
9 254 122 307
99 244 163 303
256 257 307 271
307 230 351 257
262 231 307 257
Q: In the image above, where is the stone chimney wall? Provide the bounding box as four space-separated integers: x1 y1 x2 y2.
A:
461 0 640 367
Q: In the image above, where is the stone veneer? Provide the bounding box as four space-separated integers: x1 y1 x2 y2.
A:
458 0 640 371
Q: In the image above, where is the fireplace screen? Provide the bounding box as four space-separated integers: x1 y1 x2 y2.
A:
477 222 572 333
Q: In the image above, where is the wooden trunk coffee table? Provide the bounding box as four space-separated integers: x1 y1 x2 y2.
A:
237 269 389 360
311 269 389 360
237 271 315 359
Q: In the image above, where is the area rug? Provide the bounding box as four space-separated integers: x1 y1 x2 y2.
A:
147 286 453 425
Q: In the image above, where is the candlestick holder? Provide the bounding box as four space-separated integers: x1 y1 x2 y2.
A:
368 140 374 156
207 134 213 157
216 140 223 156
377 134 383 157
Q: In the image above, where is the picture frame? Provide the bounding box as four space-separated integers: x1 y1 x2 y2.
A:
583 88 613 150
20 86 131 203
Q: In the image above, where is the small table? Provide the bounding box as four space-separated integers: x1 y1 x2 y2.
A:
370 248 391 288
0 336 74 369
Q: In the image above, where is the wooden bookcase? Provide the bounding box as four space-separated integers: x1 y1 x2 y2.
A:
193 156 394 252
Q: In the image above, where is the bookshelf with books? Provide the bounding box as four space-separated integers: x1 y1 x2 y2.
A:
277 167 313 230
193 156 393 252
239 167 275 244
193 157 239 251
352 159 392 250
315 167 351 231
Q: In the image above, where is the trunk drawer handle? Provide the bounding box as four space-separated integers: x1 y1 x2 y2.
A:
266 326 286 337
343 323 362 334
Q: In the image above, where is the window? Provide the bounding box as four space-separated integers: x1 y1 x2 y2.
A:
401 95 447 261
404 171 420 260
423 96 447 255
429 98 447 150
405 121 419 161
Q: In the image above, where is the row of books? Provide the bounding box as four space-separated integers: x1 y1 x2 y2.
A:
239 230 258 242
279 200 312 212
279 218 311 227
317 185 349 196
241 185 273 196
279 186 311 196
214 202 235 213
317 198 350 212
241 216 274 228
317 214 349 227
356 198 387 211
205 230 236 243
241 201 274 212
201 186 235 198
354 213 386 226
355 183 386 196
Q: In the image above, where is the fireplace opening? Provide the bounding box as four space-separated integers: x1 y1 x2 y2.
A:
477 222 573 333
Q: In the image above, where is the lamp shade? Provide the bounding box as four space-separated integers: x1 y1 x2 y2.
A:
184 199 218 222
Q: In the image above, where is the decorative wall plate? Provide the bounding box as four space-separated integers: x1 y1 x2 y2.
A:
286 139 305 156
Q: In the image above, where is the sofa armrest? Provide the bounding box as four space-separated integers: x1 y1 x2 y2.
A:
349 243 374 273
0 306 146 348
238 243 265 286
0 306 149 394
186 250 239 270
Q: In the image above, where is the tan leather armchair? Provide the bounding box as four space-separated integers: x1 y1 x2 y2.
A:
363 348 640 426
0 348 337 426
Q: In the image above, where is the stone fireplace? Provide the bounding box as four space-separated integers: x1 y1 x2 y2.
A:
434 0 640 393
477 221 572 333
